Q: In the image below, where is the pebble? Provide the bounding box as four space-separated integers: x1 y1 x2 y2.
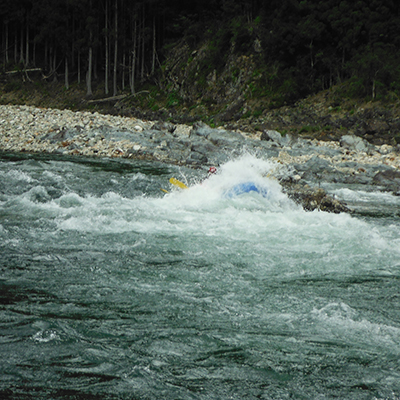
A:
1 104 399 176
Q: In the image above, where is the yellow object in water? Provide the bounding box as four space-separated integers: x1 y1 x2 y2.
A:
169 177 188 189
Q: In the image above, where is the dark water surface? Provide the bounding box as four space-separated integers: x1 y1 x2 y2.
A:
1 152 400 399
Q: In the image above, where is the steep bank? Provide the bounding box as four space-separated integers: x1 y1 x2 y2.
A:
2 65 400 149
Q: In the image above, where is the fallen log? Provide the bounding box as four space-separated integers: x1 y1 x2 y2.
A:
5 68 43 75
86 94 128 104
85 90 150 104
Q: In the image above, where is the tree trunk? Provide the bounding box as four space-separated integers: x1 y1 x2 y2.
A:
49 47 54 73
151 16 156 75
53 49 56 74
86 45 93 97
122 53 125 90
71 17 75 69
78 53 81 84
372 79 376 99
113 0 118 97
19 26 24 64
5 22 9 65
33 41 36 66
14 27 17 63
105 0 109 95
130 19 136 95
44 41 48 70
141 5 145 80
25 20 29 67
65 58 69 89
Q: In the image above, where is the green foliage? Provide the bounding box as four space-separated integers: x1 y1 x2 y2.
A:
241 110 251 119
299 125 320 134
2 0 400 109
253 109 263 118
166 91 182 108
4 81 22 92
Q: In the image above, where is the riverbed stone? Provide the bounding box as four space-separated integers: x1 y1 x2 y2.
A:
2 104 400 212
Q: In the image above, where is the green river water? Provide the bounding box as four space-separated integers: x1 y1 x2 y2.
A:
1 152 400 399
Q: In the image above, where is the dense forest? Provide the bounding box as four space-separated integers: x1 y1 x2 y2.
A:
1 0 400 106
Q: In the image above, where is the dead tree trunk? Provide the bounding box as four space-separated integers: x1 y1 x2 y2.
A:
130 19 137 95
151 16 156 76
113 0 118 97
105 0 109 95
86 29 93 97
65 58 69 89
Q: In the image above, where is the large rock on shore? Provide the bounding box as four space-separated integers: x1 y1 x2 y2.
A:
340 134 372 153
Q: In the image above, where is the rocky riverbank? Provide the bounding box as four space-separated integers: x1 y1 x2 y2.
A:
1 104 400 213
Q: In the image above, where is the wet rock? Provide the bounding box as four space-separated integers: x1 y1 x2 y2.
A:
281 182 350 213
372 169 400 193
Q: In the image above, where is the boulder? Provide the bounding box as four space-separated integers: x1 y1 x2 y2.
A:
151 121 176 133
190 121 213 138
260 130 291 147
340 134 371 153
186 151 208 165
281 182 351 213
372 169 400 193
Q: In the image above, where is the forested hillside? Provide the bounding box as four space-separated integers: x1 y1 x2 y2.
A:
1 0 400 108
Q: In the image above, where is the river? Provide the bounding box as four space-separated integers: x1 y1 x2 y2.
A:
1 152 400 399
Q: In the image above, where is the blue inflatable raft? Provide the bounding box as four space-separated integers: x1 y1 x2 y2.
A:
223 182 268 198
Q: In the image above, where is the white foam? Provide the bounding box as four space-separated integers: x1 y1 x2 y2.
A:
0 169 36 183
32 330 60 343
311 302 400 353
39 155 398 273
333 188 400 204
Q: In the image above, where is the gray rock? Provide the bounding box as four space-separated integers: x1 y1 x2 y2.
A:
186 151 208 165
190 121 213 138
191 142 217 155
41 127 81 143
340 135 371 153
260 130 291 147
207 130 245 147
151 121 176 133
294 155 332 174
373 169 400 192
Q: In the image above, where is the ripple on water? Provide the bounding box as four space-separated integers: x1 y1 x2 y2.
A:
1 154 400 399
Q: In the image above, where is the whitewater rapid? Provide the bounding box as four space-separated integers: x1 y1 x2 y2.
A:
1 153 400 399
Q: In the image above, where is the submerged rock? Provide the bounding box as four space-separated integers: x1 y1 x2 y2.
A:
373 169 400 194
281 181 351 213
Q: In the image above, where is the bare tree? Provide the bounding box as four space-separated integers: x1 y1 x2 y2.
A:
113 0 118 96
104 0 109 95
